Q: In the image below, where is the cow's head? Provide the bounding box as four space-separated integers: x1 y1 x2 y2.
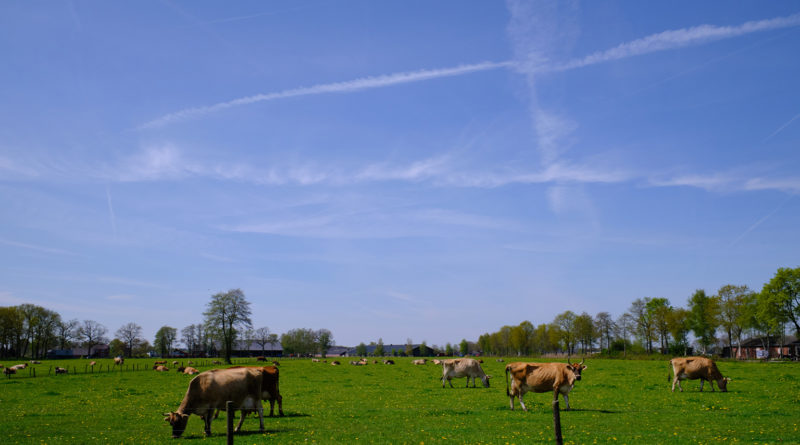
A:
164 412 190 438
481 374 493 388
567 358 587 381
718 377 731 392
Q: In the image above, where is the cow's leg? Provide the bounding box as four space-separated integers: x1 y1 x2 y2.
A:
518 394 527 411
710 379 716 392
509 393 515 410
671 376 678 392
268 398 275 417
699 378 704 392
234 410 248 433
255 401 265 432
277 394 284 417
204 412 213 436
562 392 570 410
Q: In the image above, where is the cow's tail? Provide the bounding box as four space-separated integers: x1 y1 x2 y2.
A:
505 364 511 397
667 359 672 383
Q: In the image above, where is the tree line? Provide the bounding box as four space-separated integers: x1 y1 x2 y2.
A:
475 267 800 358
0 289 335 363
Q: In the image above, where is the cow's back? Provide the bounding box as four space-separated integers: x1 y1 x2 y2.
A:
672 357 715 379
509 362 567 392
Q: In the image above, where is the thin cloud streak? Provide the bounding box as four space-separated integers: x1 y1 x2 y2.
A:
729 196 793 247
0 238 77 256
140 61 513 129
139 12 800 129
549 12 800 72
763 112 800 143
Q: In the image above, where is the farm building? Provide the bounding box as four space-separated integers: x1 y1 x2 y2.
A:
229 340 283 357
344 344 436 357
723 335 798 359
47 344 110 359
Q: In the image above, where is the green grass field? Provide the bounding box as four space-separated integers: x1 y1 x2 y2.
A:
1 357 798 444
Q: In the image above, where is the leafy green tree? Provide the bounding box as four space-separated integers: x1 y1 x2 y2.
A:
594 312 615 352
316 329 334 357
666 308 691 355
444 343 453 356
614 313 635 357
717 284 755 355
374 338 385 357
574 312 595 354
109 338 125 358
154 326 177 358
688 289 720 354
203 288 252 364
280 328 317 356
629 298 655 353
759 267 800 336
646 298 671 354
356 342 367 357
553 311 577 354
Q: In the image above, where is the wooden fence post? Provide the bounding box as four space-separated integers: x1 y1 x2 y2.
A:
226 400 234 445
553 399 563 445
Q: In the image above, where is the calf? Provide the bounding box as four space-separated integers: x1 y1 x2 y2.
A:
669 357 730 392
505 358 586 411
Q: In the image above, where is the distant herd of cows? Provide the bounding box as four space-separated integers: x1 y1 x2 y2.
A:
2 355 731 438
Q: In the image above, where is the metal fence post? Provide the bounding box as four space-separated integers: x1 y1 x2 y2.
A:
553 399 563 445
226 400 234 445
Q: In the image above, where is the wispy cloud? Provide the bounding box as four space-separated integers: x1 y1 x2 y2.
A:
0 238 77 256
140 61 513 129
138 12 800 130
550 13 800 72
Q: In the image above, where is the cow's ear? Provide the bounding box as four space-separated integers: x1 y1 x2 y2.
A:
725 377 731 381
581 365 588 370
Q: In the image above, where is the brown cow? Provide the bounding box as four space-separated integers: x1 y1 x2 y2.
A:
3 367 15 375
114 357 124 365
256 356 267 362
164 367 265 438
55 367 68 374
154 365 169 371
221 366 284 417
412 359 427 365
383 359 395 365
89 361 97 367
505 359 587 411
331 361 341 366
154 360 167 365
182 367 200 375
441 358 492 388
669 357 730 392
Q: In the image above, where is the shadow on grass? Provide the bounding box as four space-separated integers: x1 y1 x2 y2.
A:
567 408 620 414
182 428 290 440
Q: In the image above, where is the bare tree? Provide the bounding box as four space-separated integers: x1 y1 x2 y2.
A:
253 327 272 356
594 312 615 351
181 324 197 356
115 322 143 357
57 318 79 350
78 320 108 357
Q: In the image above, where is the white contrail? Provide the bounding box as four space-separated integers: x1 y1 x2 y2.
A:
729 196 793 247
140 12 800 128
763 113 800 143
140 61 513 129
551 12 800 72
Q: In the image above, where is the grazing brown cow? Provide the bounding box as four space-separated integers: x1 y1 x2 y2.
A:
163 367 265 438
669 357 730 392
441 358 492 388
3 367 15 375
114 357 124 365
224 366 284 417
505 359 587 411
55 367 68 374
154 360 167 365
256 356 267 362
89 361 97 367
412 359 427 365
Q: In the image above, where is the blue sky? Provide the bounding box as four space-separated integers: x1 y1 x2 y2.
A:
1 1 799 347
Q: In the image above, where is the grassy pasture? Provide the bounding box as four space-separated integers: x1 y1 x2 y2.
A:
1 357 798 444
